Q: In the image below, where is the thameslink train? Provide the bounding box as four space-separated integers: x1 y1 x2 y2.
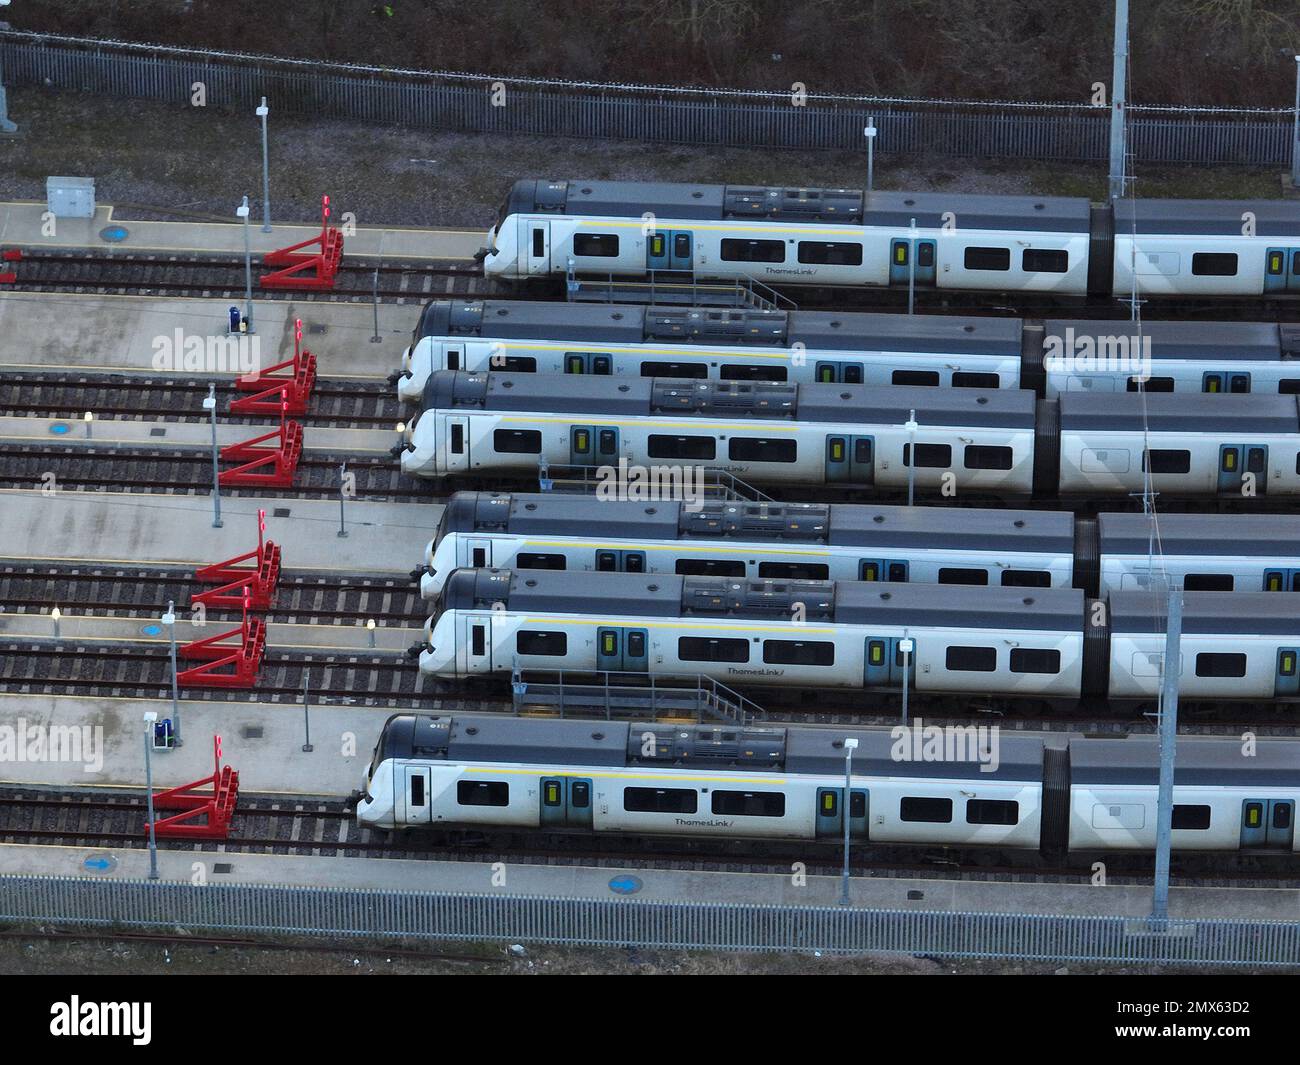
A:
357 714 1299 855
418 568 1300 706
481 179 1300 300
393 298 1300 403
397 370 1300 500
418 492 1300 599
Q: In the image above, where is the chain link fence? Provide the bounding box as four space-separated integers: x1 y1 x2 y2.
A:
1 31 1296 165
1 874 1298 966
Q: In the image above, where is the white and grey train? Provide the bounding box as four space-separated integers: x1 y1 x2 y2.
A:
357 713 1299 855
418 568 1300 706
481 179 1300 300
419 492 1300 598
396 370 1300 500
394 298 1300 402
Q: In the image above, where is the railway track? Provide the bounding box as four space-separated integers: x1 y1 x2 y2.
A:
0 373 404 430
1 788 1295 885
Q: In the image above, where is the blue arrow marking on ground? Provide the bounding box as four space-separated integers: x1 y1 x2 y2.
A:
608 875 643 895
83 857 113 871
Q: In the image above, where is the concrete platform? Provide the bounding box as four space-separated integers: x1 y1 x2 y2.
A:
0 200 483 261
2 840 1293 920
0 292 420 380
0 490 442 573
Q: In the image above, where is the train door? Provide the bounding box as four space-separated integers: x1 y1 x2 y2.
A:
522 219 550 276
540 777 595 828
403 766 431 825
563 352 613 374
814 361 865 384
647 230 693 272
858 559 909 582
464 537 492 569
1264 248 1300 293
458 614 494 674
813 788 869 840
1217 444 1268 495
1240 799 1295 850
889 239 937 286
570 425 619 466
443 414 470 473
864 636 916 690
1263 570 1300 592
825 435 875 484
1202 371 1251 393
1275 647 1299 696
596 627 649 672
595 549 646 573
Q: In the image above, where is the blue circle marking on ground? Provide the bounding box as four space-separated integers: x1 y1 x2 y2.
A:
140 624 162 637
83 854 117 873
49 422 71 435
608 875 643 896
100 225 129 243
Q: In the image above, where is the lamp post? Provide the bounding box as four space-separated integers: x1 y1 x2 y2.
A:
907 216 918 315
900 634 914 726
863 119 877 200
1292 55 1300 188
256 98 272 233
366 618 377 648
142 711 160 880
237 196 255 333
337 460 349 537
202 383 223 528
51 606 61 641
83 411 93 438
161 600 181 747
0 1 17 136
904 409 918 507
838 737 859 906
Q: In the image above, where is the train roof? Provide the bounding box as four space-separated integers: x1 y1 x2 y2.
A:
1044 319 1297 362
1107 591 1300 636
1058 391 1300 433
421 370 1038 427
1068 735 1300 786
1114 198 1300 237
505 179 1091 231
412 300 1023 355
438 494 1073 553
441 568 1084 631
783 728 1046 780
1098 512 1300 557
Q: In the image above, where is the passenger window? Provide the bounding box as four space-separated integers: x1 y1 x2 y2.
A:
946 646 996 672
900 797 953 823
1195 652 1246 678
409 774 425 807
1009 648 1061 674
1191 252 1238 276
964 445 1012 470
938 568 988 585
964 247 1011 271
903 443 952 468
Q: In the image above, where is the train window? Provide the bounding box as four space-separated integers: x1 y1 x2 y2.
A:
1191 252 1238 276
1021 248 1069 273
409 774 425 807
1268 251 1286 275
797 241 864 266
598 429 617 455
450 423 464 454
571 782 591 809
854 439 872 463
712 791 787 817
445 350 461 370
729 437 797 463
496 356 537 371
1279 379 1300 394
903 443 952 468
1127 376 1175 392
457 781 509 807
678 637 749 663
596 551 616 571
1009 647 1061 674
1143 449 1191 474
1183 573 1233 591
938 568 988 585
641 361 708 379
627 632 646 656
917 243 935 268
543 781 562 806
964 444 1013 470
471 625 485 656
758 561 831 580
721 239 786 263
900 797 953 823
892 369 940 386
1275 804 1293 830
1001 570 1051 588
648 434 716 460
762 640 835 666
1296 451 1300 476
531 229 544 258
516 552 567 570
720 364 788 382
946 646 997 672
573 233 619 257
1195 652 1246 678
1171 805 1212 830
953 371 1000 388
624 787 698 814
516 630 568 656
493 429 542 454
1295 251 1300 275
966 799 1019 825
964 247 1011 271
676 557 746 577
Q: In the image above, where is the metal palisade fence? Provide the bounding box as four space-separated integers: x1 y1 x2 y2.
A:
0 31 1295 165
1 875 1298 967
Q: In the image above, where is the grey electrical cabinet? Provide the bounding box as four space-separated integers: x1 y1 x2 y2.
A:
46 177 96 218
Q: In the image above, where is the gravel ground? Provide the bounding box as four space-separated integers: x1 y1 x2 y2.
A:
0 87 1283 231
